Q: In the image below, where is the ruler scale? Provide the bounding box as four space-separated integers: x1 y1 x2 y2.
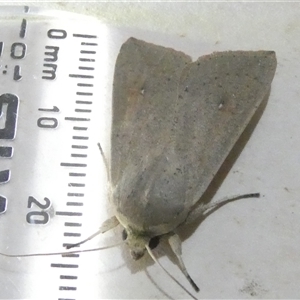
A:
0 6 112 299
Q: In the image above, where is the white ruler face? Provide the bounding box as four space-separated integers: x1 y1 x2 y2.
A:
0 6 115 299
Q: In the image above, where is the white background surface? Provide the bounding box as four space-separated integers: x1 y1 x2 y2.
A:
0 1 299 299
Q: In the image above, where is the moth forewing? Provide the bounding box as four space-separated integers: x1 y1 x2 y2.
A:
176 50 277 209
111 38 276 238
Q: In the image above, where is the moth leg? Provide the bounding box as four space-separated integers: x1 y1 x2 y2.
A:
185 193 260 225
66 216 119 249
168 233 200 292
97 142 110 181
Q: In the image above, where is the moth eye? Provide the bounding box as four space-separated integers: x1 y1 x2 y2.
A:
149 236 160 249
122 229 128 240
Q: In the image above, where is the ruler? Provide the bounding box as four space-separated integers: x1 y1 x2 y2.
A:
0 6 115 299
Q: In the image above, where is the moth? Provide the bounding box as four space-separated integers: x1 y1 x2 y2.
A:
85 38 276 296
1 38 277 298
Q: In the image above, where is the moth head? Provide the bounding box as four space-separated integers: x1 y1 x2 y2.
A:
122 229 160 260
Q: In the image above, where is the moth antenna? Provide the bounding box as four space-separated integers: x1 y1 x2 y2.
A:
66 230 105 249
66 216 119 249
0 241 124 258
145 245 198 300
